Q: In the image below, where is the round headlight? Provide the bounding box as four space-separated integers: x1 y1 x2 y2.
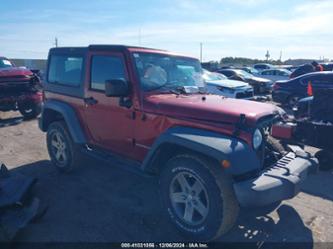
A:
253 129 263 149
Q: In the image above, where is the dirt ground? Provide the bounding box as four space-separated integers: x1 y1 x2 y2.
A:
0 111 332 248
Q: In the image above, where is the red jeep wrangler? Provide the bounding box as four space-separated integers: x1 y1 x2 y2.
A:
39 45 318 240
0 57 42 119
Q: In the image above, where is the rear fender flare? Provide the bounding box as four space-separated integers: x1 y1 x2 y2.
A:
39 100 87 144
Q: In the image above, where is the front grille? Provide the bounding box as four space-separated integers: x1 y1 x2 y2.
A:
0 75 30 81
236 90 254 99
256 121 274 168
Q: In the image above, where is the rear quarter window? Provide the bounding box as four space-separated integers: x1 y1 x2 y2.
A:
48 55 83 87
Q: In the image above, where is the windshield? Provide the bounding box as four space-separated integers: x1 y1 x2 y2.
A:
249 68 259 74
0 58 13 69
235 69 253 79
203 70 227 81
133 52 204 92
278 69 291 75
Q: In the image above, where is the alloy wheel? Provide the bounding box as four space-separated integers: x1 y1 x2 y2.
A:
169 171 209 226
50 131 68 165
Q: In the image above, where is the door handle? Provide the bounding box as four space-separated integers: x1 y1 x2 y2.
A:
84 97 98 105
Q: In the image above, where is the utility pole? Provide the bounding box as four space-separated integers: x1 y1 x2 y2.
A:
200 42 203 63
279 51 282 62
265 50 270 61
54 37 58 47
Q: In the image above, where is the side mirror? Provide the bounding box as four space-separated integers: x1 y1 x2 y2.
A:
105 79 129 97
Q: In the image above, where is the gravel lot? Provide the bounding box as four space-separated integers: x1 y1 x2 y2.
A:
0 111 332 247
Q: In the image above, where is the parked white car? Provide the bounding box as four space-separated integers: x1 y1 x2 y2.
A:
253 63 275 72
203 70 254 99
259 69 291 82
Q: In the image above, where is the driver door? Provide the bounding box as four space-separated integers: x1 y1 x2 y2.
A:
82 52 135 157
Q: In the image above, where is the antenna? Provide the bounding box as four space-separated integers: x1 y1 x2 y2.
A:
54 37 58 47
138 29 142 46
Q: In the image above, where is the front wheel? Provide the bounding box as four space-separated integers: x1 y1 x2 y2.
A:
18 102 42 120
159 154 239 241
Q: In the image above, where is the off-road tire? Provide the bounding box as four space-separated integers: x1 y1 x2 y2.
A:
18 102 42 120
46 121 83 173
159 154 239 241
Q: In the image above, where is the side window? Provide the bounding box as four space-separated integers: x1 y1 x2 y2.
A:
222 71 232 77
277 70 286 76
311 75 333 87
301 75 329 86
300 76 311 86
90 55 126 91
48 55 83 86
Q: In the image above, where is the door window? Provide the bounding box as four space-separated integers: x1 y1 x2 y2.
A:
90 55 126 91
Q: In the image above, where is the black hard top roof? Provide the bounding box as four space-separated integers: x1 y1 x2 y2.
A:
49 45 166 54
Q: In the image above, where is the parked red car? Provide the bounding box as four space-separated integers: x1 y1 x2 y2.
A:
0 56 42 119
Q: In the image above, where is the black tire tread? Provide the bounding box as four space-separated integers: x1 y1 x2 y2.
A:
18 102 42 120
161 153 239 240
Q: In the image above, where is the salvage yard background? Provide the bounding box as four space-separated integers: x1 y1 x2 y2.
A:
0 111 332 246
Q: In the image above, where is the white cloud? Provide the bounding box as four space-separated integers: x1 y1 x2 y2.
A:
1 0 332 60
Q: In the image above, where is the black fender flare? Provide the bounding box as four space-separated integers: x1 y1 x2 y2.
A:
39 99 87 144
141 126 261 176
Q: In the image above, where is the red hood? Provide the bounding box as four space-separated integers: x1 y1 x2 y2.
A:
143 94 280 126
0 67 33 78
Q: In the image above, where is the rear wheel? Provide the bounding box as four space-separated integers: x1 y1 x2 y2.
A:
287 95 300 107
46 121 83 172
159 154 239 241
18 102 42 120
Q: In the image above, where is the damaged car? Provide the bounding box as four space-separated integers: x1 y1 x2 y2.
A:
39 45 318 241
0 57 43 119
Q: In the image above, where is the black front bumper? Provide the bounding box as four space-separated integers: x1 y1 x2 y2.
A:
233 146 318 207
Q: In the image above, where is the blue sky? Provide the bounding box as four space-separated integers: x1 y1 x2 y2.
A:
0 0 332 61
